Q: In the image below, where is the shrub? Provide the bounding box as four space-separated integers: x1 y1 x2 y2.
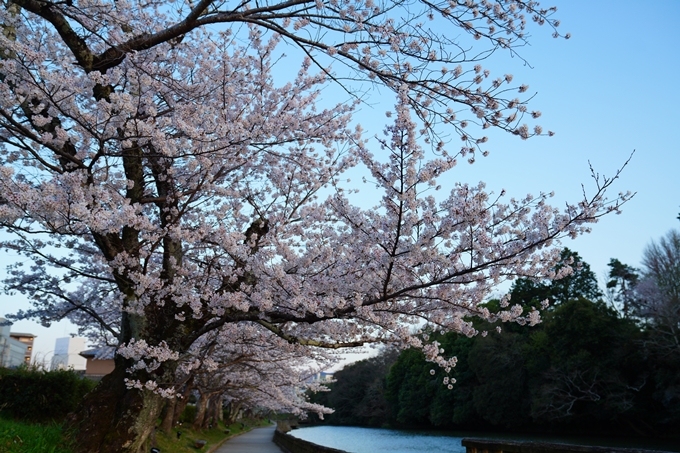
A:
0 366 95 422
178 405 196 424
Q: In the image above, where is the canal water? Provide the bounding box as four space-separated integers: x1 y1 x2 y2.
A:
289 426 466 453
288 425 680 453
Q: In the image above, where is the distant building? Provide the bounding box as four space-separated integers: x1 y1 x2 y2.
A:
0 317 34 368
51 337 87 371
9 332 36 365
306 371 334 383
79 346 115 379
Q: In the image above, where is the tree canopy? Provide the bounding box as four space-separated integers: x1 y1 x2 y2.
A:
509 248 603 308
0 1 631 451
319 253 678 436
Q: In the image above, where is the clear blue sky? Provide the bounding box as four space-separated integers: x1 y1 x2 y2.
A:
452 0 680 282
2 0 679 362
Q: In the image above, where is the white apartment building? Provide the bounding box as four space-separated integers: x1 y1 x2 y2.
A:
0 317 30 368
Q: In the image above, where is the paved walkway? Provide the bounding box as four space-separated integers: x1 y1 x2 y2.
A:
214 426 283 453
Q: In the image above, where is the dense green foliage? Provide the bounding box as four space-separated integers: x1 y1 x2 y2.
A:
310 350 399 426
606 258 638 318
509 248 602 307
0 367 95 422
0 417 74 453
381 297 678 435
312 249 680 437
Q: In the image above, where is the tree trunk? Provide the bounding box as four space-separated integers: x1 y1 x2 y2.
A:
67 362 165 453
159 375 195 435
202 397 213 430
159 398 176 434
171 380 193 427
203 394 221 430
215 395 224 423
224 401 241 425
193 390 208 431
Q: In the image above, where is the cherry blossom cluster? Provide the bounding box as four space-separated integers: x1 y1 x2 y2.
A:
118 339 180 372
124 378 178 399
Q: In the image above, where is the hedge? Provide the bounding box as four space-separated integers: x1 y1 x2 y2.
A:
0 366 95 422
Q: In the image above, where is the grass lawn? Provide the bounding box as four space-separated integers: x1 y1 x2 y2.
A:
155 418 272 453
0 416 270 453
0 417 74 453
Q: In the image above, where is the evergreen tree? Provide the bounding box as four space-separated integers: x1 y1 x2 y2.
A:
606 258 639 318
510 248 602 308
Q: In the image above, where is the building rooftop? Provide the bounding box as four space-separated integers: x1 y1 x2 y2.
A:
80 347 115 360
9 333 37 338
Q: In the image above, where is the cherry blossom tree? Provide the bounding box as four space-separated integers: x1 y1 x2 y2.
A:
635 229 680 358
0 1 631 452
158 323 335 433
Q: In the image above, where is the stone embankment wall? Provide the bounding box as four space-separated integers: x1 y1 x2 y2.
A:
462 438 674 453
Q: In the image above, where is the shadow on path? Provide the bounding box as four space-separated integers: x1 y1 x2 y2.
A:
214 426 283 453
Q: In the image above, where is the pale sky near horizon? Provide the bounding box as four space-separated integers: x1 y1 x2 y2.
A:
1 0 679 365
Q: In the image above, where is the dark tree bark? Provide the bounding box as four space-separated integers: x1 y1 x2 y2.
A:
192 390 209 431
159 376 194 434
204 394 223 429
214 395 224 423
224 401 241 426
67 361 165 453
159 398 176 434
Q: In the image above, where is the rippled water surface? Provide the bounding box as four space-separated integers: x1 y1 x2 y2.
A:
288 426 466 453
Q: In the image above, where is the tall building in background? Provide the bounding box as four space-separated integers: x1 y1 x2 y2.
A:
51 337 87 372
9 332 36 365
0 317 34 368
